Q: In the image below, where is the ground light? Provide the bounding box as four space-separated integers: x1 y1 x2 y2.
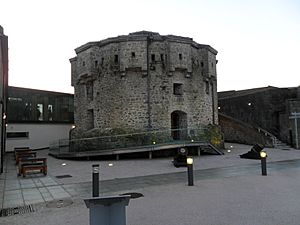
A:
187 157 194 186
92 164 99 197
260 150 267 176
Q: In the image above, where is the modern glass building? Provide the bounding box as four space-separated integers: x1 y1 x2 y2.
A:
7 86 74 123
6 86 74 151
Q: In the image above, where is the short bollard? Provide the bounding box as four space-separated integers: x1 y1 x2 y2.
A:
260 150 267 176
92 164 99 197
187 157 194 186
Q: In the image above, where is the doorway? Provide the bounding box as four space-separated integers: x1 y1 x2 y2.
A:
171 110 187 140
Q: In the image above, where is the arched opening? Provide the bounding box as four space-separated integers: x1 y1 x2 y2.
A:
171 110 187 140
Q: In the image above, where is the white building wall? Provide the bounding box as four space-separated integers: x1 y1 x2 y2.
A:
6 123 73 152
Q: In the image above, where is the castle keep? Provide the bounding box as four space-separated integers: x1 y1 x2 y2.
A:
70 31 218 139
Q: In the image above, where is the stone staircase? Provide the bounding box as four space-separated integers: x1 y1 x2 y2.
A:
273 138 294 150
257 127 294 150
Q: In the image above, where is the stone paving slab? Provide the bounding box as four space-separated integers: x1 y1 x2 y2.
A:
2 167 300 225
57 157 300 199
1 143 300 211
0 154 68 208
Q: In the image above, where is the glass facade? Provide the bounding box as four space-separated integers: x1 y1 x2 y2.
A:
7 86 74 123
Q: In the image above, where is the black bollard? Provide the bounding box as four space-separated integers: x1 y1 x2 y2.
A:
260 150 267 176
187 157 194 186
92 164 99 197
261 157 267 176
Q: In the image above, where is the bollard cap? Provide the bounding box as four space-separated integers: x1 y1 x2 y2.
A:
260 150 267 158
92 164 99 173
187 157 193 165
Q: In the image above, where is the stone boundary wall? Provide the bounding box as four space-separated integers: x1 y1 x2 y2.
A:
219 113 273 147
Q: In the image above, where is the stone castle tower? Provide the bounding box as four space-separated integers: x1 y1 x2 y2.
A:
70 31 218 139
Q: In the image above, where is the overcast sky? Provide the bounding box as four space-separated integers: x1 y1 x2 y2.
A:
1 0 299 93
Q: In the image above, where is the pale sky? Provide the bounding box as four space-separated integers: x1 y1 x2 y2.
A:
1 0 299 93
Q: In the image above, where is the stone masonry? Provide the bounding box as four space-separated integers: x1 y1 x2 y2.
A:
70 31 218 139
218 86 300 148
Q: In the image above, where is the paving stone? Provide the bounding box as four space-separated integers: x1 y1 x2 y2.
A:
3 199 24 208
24 199 44 205
22 188 40 194
41 193 52 199
43 196 54 202
38 187 49 193
4 194 22 201
33 180 44 187
23 194 43 201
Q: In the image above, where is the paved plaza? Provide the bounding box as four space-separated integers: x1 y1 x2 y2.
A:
1 143 300 224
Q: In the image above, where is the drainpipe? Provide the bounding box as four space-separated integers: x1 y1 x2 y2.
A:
211 80 215 125
146 34 153 131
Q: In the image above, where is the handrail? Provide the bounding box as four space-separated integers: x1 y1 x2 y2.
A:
49 127 212 154
59 127 207 143
257 127 277 147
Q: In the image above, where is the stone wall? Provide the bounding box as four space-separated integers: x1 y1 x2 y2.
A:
218 87 298 146
70 31 218 139
219 113 274 147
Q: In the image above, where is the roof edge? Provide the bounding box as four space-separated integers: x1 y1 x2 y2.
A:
74 31 218 55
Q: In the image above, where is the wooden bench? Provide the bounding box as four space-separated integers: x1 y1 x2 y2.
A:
14 147 30 151
14 147 30 149
15 151 37 165
14 147 30 159
18 157 47 177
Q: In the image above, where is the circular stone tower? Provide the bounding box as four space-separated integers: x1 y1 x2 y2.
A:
70 31 218 139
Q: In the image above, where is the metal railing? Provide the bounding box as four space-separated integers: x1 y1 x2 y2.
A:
257 127 278 147
49 127 213 155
